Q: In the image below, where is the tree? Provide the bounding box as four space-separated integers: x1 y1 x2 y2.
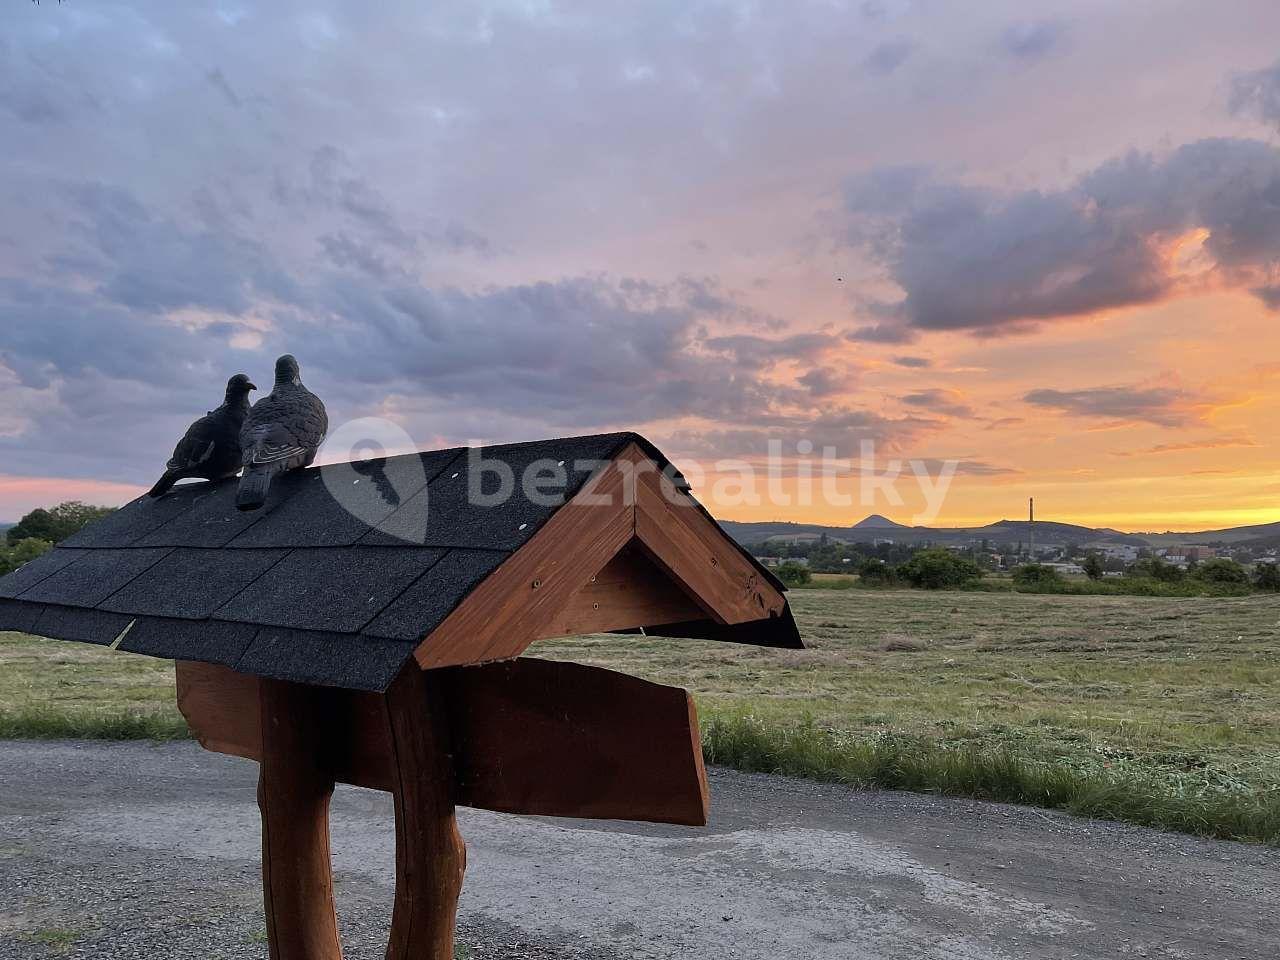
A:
1192 558 1249 585
897 548 981 590
1012 563 1064 588
1254 563 1280 592
1082 553 1105 581
0 538 53 577
775 561 811 587
7 502 115 546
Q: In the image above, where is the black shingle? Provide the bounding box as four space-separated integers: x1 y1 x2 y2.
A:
0 599 44 634
34 605 137 646
0 548 84 598
133 472 309 548
236 628 417 691
361 434 628 549
364 548 508 641
119 617 259 668
58 482 207 548
17 549 173 607
212 546 446 633
226 448 463 548
98 548 289 620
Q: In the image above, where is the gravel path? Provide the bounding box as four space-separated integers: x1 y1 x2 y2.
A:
0 741 1276 959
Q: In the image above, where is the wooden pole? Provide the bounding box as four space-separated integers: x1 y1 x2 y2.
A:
383 665 467 960
258 677 345 960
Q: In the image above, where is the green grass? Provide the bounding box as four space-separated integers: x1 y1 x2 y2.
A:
3 587 1279 843
22 926 83 955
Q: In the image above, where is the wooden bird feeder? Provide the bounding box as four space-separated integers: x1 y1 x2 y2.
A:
0 433 802 960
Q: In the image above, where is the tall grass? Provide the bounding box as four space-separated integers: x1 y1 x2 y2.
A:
702 714 1280 846
0 705 189 741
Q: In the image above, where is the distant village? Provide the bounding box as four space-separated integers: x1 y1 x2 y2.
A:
727 514 1280 579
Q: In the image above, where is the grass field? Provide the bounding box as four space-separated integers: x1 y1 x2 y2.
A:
2 588 1279 841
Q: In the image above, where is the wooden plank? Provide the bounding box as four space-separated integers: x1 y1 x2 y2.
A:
539 545 704 638
414 453 635 670
256 678 344 960
176 658 709 826
445 657 709 826
177 657 262 759
634 465 785 625
383 665 466 960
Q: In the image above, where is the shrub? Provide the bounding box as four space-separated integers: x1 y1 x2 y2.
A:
0 538 53 577
856 558 898 586
897 548 981 589
1255 562 1280 592
1192 558 1249 585
1012 563 1064 589
1128 557 1186 583
775 561 811 587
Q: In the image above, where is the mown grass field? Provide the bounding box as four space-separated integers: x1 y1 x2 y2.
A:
3 588 1279 841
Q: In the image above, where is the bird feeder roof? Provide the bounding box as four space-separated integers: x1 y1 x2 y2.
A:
0 433 800 691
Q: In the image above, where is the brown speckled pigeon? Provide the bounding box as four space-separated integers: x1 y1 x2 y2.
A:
236 354 328 511
148 374 256 498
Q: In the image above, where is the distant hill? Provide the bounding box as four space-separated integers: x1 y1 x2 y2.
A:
851 514 906 529
718 515 1270 551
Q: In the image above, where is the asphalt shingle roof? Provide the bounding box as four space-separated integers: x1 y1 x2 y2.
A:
0 432 793 690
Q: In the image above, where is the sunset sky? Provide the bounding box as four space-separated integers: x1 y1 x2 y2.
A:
3 1 1280 529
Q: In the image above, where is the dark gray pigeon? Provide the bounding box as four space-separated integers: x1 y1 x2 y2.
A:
148 374 256 498
235 354 328 511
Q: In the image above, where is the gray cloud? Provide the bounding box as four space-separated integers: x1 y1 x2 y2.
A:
891 355 931 368
900 388 974 419
1000 21 1068 60
1022 385 1204 428
864 39 914 76
1229 59 1280 132
844 138 1280 335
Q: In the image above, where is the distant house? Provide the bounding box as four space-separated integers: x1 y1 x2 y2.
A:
1043 562 1085 576
1162 545 1217 565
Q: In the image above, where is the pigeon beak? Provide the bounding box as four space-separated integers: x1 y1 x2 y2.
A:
248 382 258 391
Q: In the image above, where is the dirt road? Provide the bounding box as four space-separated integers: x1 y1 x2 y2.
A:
0 741 1274 959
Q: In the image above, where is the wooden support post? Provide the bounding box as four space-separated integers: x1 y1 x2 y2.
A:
258 677 344 960
383 665 467 960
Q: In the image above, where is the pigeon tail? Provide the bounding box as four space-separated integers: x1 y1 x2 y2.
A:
235 466 278 511
148 469 186 499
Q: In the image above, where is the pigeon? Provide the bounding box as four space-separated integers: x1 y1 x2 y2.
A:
148 374 257 498
235 354 328 511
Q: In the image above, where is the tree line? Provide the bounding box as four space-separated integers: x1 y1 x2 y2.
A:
0 502 115 576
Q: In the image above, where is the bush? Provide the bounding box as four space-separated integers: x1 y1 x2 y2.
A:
897 548 981 590
856 558 898 586
775 561 811 587
1256 562 1280 592
1012 563 1065 589
1128 557 1186 583
0 538 53 577
1192 558 1249 585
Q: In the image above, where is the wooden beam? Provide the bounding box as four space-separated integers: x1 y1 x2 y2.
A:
177 658 709 827
414 450 635 670
383 665 466 960
256 677 344 960
539 545 704 638
633 464 785 624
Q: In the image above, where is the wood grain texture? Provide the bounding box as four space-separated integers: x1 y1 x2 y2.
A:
383 665 466 960
541 545 703 637
634 465 785 625
257 677 344 960
177 658 709 826
414 451 635 670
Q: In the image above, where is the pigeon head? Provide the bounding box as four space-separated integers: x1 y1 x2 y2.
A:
225 373 257 401
274 354 301 386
